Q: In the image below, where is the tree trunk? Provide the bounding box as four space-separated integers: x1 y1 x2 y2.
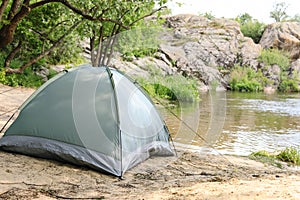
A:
4 41 22 68
0 0 9 21
0 1 31 49
94 25 103 67
6 20 82 74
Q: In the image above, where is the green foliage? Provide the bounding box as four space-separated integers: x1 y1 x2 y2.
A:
1 1 83 71
270 2 289 22
250 150 271 157
249 150 282 168
229 66 267 92
278 75 300 92
250 147 300 167
240 20 266 43
258 49 290 70
200 12 215 20
289 14 300 22
277 147 300 165
117 28 162 60
1 0 167 79
235 13 266 44
136 67 199 102
257 48 298 92
47 68 58 80
0 67 43 88
235 13 253 24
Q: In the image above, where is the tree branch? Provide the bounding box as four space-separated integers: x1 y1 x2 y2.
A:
6 20 83 74
0 0 9 21
94 25 103 67
4 41 22 68
129 6 167 26
8 0 23 20
30 0 129 29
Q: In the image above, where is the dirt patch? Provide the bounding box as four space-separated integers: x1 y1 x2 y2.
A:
0 84 299 200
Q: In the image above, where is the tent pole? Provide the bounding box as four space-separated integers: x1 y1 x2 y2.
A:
164 125 178 157
0 109 18 134
105 66 123 177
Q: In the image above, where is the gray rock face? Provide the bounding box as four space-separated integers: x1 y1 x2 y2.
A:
160 14 261 89
113 15 300 91
260 22 300 60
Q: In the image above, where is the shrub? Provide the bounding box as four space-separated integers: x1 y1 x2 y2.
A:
277 147 300 165
229 66 266 92
240 20 266 43
278 72 300 92
0 67 44 88
136 74 199 102
250 147 300 167
258 49 290 70
278 78 300 92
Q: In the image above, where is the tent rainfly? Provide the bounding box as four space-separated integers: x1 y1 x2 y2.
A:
0 64 174 177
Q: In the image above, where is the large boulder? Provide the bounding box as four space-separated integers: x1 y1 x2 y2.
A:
112 15 300 91
259 22 300 60
160 14 261 88
113 14 262 90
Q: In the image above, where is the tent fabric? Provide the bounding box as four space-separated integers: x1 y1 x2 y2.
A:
0 64 174 176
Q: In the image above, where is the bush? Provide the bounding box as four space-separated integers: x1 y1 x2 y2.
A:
0 67 44 88
278 78 300 92
229 66 266 92
117 28 162 60
277 147 300 165
136 74 199 102
250 147 300 166
240 20 266 43
258 49 290 70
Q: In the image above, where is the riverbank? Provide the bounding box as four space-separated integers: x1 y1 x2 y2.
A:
0 84 300 199
0 149 299 199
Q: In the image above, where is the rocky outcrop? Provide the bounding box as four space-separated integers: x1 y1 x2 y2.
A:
111 15 300 91
162 15 261 88
259 22 300 60
114 14 262 90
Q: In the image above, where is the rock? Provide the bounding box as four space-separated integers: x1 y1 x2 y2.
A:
290 59 300 80
259 22 300 60
160 15 261 89
51 65 68 73
35 66 49 82
110 15 300 91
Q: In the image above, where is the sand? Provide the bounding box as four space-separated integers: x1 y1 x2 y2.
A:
0 84 299 200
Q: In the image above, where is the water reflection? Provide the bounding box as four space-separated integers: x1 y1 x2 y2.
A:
160 92 300 156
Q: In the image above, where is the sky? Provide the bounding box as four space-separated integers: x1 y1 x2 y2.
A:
166 0 300 23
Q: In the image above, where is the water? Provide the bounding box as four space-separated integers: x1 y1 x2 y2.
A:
159 92 300 156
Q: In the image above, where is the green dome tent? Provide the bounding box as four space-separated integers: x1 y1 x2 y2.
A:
0 64 174 177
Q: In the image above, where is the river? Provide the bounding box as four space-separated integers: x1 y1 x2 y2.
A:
159 92 300 156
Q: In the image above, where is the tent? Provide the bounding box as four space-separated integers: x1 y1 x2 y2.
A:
0 64 174 177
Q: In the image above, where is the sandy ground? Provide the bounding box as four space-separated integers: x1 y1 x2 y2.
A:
0 84 300 200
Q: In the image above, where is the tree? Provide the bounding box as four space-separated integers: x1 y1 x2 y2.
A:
0 0 168 74
270 2 289 22
236 13 252 25
290 14 300 22
235 13 266 44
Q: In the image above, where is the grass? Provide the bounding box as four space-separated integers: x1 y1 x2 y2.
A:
137 75 199 102
277 147 300 165
250 146 300 167
229 65 269 92
258 49 290 70
135 65 199 102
